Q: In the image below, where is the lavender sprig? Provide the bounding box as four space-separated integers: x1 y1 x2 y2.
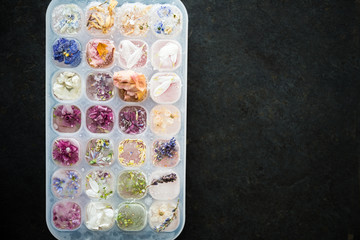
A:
154 199 180 232
154 138 176 161
150 173 177 186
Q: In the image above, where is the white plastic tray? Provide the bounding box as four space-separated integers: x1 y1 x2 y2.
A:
45 1 187 239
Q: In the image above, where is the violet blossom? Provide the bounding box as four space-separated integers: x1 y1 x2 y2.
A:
53 105 81 128
52 139 79 166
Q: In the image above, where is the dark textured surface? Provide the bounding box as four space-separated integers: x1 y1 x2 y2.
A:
1 0 360 239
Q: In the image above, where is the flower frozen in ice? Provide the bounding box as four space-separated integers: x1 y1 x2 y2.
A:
53 105 81 128
85 170 114 200
85 202 114 230
157 6 172 18
53 72 81 100
52 139 79 166
53 38 81 67
86 105 114 133
52 202 81 230
52 4 82 35
158 42 179 67
86 138 113 166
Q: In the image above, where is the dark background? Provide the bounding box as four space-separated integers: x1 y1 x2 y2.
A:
1 0 360 239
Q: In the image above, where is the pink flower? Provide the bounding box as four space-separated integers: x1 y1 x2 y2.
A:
53 105 81 128
53 139 79 166
87 105 114 133
53 202 81 230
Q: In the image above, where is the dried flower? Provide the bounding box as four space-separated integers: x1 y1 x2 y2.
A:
52 139 79 166
87 0 118 34
53 38 81 66
52 169 82 199
113 70 147 102
158 42 179 68
87 105 114 133
118 4 151 36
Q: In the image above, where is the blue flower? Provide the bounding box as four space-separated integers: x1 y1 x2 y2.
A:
154 21 164 34
67 170 77 181
53 38 81 67
53 177 65 193
66 170 80 191
157 6 172 18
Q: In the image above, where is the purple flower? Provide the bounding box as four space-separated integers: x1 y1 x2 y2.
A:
154 138 177 161
53 139 79 166
151 173 177 186
119 106 147 135
53 38 81 67
53 105 81 128
87 105 114 133
154 21 164 34
52 202 81 230
92 73 113 101
53 178 65 193
157 6 172 18
66 170 80 191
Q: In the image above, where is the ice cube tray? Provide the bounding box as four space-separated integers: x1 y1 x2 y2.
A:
45 1 187 239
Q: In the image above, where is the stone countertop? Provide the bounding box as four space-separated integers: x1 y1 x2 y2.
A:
1 0 359 239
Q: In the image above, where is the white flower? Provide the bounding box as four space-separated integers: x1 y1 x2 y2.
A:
86 178 101 198
158 43 179 67
53 72 81 100
150 202 173 225
86 202 114 230
152 75 179 97
120 40 145 69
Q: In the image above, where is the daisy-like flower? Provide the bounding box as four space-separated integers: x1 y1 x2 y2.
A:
151 199 180 232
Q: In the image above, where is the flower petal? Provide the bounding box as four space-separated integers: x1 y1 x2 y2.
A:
86 189 100 198
154 79 172 97
89 178 99 193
